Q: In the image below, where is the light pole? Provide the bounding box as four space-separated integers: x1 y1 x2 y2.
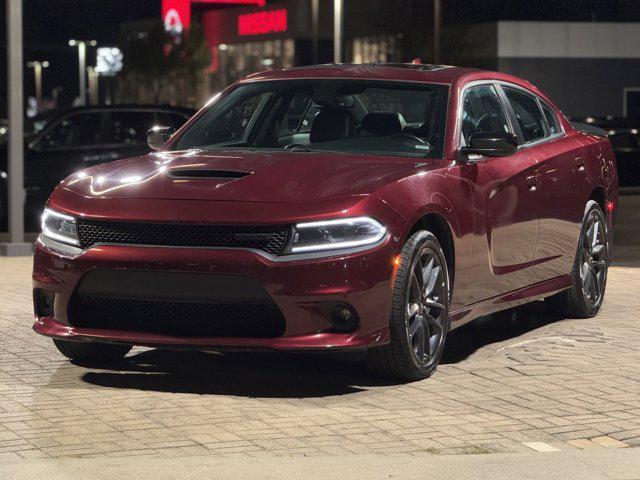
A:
69 39 96 106
1 0 30 256
334 0 343 64
27 60 49 107
433 0 441 64
87 66 99 105
312 0 319 64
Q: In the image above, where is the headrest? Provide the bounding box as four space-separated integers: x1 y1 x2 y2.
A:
361 112 407 137
310 109 353 143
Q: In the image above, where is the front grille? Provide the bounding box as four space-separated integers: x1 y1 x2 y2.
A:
76 219 290 255
69 295 286 338
68 270 287 339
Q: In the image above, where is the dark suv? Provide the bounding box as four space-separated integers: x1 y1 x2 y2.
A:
1 105 194 231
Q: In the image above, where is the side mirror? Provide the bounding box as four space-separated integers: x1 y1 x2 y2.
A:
460 131 518 158
147 126 176 150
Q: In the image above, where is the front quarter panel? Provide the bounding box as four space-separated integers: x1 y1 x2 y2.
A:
374 162 475 312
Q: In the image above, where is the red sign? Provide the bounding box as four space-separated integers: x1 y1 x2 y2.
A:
162 0 191 34
195 0 265 5
238 9 288 36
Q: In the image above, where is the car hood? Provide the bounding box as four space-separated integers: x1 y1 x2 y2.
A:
61 149 434 203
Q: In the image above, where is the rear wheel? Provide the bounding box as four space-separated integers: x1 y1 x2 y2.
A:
53 339 132 364
367 231 450 380
546 201 609 318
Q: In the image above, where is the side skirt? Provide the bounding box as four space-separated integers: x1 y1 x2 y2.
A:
449 274 573 329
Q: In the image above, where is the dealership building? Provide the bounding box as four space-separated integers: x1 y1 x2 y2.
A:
155 1 640 118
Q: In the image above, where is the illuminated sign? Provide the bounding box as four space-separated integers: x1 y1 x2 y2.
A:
238 9 288 36
195 0 266 5
95 47 123 76
162 0 191 34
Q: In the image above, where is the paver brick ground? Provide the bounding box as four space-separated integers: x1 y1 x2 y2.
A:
1 254 639 459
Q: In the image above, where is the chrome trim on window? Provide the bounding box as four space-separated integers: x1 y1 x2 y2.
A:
456 79 567 157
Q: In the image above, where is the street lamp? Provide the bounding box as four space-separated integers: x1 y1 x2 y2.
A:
334 0 343 63
433 0 441 64
26 60 49 106
68 39 97 106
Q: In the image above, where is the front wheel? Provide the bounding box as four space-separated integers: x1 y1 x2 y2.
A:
53 339 132 364
367 231 451 380
546 200 609 318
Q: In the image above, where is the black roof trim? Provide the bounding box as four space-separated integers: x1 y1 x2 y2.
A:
286 63 455 72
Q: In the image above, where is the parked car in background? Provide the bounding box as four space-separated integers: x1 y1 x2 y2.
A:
607 127 640 186
567 116 640 187
570 115 638 129
33 64 617 380
0 105 194 231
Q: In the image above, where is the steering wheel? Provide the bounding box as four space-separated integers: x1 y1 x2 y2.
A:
283 143 308 150
388 132 428 144
474 113 493 132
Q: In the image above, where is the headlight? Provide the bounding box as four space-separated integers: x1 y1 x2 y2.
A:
41 208 79 246
288 217 386 254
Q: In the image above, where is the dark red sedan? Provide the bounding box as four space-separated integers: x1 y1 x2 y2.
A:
33 64 618 380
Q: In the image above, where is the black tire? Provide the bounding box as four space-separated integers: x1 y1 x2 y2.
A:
366 231 451 381
545 200 609 318
53 339 132 364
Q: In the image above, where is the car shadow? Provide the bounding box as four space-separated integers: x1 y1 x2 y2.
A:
441 300 564 364
78 301 564 397
79 349 401 398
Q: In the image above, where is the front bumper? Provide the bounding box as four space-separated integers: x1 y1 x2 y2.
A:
32 237 396 351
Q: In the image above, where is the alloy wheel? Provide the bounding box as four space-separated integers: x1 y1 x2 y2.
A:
404 246 448 367
580 211 607 307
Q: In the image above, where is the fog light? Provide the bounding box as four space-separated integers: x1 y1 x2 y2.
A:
337 308 352 321
34 288 55 317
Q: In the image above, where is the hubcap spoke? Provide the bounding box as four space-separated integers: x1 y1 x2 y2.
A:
412 316 427 359
408 315 422 339
591 221 600 250
423 297 445 311
421 258 434 291
592 244 604 257
407 302 420 320
591 267 601 299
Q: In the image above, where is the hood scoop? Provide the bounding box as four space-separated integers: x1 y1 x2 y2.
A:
167 169 251 180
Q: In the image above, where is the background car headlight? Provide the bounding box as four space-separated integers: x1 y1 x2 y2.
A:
288 217 386 254
41 208 80 246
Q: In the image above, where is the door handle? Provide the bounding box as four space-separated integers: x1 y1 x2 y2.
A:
574 157 586 171
525 175 538 191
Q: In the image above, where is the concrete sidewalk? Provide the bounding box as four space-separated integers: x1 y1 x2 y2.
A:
2 448 640 480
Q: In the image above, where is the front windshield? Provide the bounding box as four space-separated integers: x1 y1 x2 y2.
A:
175 80 449 158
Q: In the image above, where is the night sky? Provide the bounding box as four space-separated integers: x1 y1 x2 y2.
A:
0 0 159 111
2 0 640 115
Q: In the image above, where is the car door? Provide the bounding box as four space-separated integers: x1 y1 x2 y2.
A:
25 110 107 229
501 88 585 283
459 83 540 303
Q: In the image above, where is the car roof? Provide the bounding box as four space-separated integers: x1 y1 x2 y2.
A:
242 63 539 90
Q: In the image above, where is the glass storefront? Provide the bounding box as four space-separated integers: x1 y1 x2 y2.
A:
212 39 295 91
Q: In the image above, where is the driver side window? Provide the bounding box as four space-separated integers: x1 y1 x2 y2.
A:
461 85 510 145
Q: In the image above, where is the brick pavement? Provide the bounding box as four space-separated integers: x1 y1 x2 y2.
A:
1 255 639 460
